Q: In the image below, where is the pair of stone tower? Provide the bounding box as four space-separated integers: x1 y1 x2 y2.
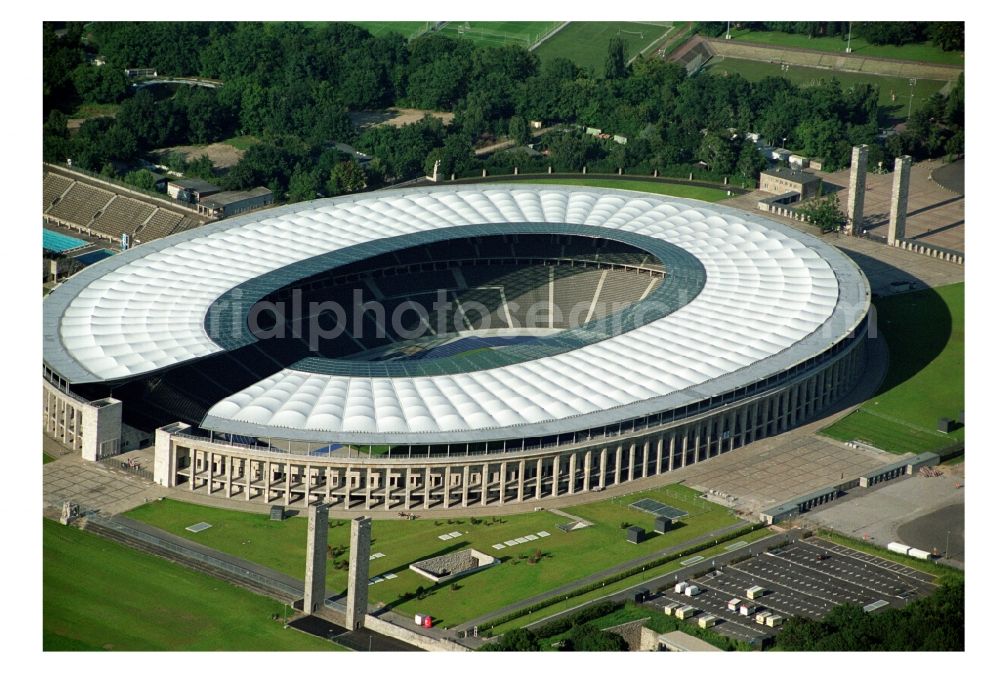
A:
304 506 371 631
845 144 912 245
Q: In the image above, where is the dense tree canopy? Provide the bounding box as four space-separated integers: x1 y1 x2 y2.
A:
42 21 964 203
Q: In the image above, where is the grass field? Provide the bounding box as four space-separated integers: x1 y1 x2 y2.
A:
221 135 259 151
488 527 773 633
534 21 674 73
727 29 964 66
822 283 964 454
69 102 119 120
126 484 741 627
43 519 343 651
43 453 55 464
702 56 947 122
527 178 729 202
437 21 561 48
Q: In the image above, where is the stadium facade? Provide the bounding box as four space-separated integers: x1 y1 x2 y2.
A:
42 185 871 510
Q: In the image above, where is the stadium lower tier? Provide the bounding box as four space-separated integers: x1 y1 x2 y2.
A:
146 329 867 511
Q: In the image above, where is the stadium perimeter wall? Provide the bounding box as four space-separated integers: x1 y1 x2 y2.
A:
149 329 867 512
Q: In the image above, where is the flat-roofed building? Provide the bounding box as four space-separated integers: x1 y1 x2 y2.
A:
167 178 221 204
759 167 822 202
197 187 273 219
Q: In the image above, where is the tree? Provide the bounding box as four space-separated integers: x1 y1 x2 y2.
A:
326 161 366 196
123 169 160 192
736 141 767 182
185 155 217 181
479 627 541 651
698 132 736 175
798 193 847 233
604 36 628 80
508 116 531 146
564 624 628 652
288 167 321 202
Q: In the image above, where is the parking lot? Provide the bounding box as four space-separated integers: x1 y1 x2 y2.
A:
644 537 939 645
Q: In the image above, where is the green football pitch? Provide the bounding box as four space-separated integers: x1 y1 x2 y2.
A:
533 21 675 73
436 21 562 48
822 283 964 454
42 519 343 651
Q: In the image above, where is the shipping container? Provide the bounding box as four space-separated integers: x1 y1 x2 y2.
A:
755 612 772 625
888 542 912 556
663 601 680 615
747 585 766 599
739 604 754 616
727 598 741 612
766 615 784 627
676 605 698 620
698 615 718 628
908 548 932 560
685 585 701 597
674 581 689 594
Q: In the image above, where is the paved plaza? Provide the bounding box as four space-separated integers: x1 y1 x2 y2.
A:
680 434 895 517
801 464 965 563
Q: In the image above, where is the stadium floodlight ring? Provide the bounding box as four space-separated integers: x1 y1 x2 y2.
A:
43 184 869 445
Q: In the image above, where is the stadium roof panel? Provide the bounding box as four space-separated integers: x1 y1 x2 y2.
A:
43 185 869 443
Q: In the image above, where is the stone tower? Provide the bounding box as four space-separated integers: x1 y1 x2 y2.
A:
345 516 372 631
846 145 869 236
887 155 913 245
303 503 329 614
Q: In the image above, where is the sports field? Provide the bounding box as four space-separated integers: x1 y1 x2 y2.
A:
822 283 964 454
437 21 561 48
43 519 343 651
349 21 432 40
702 56 948 121
528 178 729 202
534 21 674 73
126 484 742 627
727 29 964 66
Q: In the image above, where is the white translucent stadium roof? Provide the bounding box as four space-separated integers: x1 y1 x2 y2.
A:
43 185 869 444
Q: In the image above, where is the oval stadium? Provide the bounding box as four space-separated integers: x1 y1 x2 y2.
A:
42 184 871 512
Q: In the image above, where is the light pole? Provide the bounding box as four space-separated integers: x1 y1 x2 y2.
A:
907 78 917 119
945 530 951 559
846 22 852 53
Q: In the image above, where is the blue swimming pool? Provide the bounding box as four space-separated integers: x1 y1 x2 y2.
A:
74 249 115 266
43 228 88 253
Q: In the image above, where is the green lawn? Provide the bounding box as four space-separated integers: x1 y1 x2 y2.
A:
534 22 674 73
43 453 56 464
726 29 965 66
703 56 948 122
222 135 260 151
527 178 729 202
437 21 562 48
70 102 119 119
489 527 773 633
43 519 344 651
126 484 741 627
822 283 964 454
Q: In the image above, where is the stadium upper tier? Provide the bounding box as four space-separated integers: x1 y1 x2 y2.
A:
43 185 869 444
